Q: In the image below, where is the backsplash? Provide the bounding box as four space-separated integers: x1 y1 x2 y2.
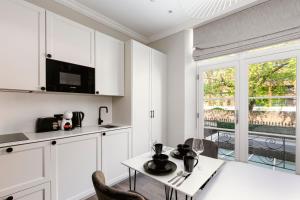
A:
0 92 112 134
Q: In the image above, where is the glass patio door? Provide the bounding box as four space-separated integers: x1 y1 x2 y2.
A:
241 52 299 173
198 62 239 160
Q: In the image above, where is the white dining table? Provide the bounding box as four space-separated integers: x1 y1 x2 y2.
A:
196 161 300 200
121 148 225 200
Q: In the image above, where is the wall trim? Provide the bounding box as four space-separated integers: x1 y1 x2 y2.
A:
54 0 266 44
54 0 150 43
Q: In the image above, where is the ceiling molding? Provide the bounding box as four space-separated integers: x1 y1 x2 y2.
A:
54 0 150 43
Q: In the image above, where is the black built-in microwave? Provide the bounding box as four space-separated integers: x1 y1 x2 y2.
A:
46 59 95 94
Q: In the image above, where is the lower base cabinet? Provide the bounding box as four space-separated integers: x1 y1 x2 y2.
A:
1 183 50 200
101 128 131 185
0 128 132 200
51 134 101 200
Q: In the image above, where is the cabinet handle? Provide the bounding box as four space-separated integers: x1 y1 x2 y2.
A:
6 147 13 153
51 141 57 145
153 110 155 118
46 54 52 58
102 132 106 136
6 196 13 200
95 91 99 95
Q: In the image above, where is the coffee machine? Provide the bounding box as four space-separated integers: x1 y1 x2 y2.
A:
72 111 85 128
61 111 73 130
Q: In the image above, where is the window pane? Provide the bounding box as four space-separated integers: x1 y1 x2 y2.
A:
249 58 296 97
203 67 235 99
202 65 236 161
248 57 296 173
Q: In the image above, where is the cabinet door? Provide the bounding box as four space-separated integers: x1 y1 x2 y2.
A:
132 41 151 157
0 0 45 91
1 183 50 200
46 11 94 67
150 50 167 143
0 142 50 197
102 129 130 185
51 134 100 200
95 32 124 96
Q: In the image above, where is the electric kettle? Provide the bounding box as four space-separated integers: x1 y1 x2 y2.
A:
72 111 85 128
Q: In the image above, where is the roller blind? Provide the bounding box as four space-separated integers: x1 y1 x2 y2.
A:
193 0 300 61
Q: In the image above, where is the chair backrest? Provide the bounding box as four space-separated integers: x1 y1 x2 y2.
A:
184 138 218 159
92 171 145 200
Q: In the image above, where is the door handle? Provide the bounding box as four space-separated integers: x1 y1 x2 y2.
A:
236 110 239 124
153 110 155 118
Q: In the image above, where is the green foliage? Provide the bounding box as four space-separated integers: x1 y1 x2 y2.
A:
203 57 296 110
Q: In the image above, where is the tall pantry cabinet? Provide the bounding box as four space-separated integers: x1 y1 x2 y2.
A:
113 40 167 157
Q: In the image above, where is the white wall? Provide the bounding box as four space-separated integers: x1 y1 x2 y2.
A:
149 29 197 147
0 92 112 134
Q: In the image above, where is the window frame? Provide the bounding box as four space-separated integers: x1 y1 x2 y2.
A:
197 41 300 174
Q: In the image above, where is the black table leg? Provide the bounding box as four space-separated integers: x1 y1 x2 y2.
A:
170 188 173 200
175 190 178 200
128 168 131 191
185 195 193 200
134 170 137 191
164 186 169 200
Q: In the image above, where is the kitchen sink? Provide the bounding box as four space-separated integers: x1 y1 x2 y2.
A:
99 125 119 129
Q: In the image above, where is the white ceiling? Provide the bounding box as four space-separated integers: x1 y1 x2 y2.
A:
55 0 266 43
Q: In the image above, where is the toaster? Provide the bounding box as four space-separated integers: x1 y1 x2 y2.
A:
36 117 59 133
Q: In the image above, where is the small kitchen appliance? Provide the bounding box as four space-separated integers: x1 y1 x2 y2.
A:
72 111 85 127
36 117 59 133
61 111 73 130
46 59 95 94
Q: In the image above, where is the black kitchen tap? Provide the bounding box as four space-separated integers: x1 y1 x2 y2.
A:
98 106 108 125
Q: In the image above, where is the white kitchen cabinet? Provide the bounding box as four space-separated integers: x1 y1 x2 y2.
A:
46 11 94 67
150 49 167 143
51 134 101 200
131 41 152 157
101 129 131 185
0 183 50 200
117 40 167 157
95 32 124 96
0 0 45 91
0 142 51 197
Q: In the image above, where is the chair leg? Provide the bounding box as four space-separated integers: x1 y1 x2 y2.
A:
175 190 178 200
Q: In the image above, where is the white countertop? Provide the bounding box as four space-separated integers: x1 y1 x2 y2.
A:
0 124 131 148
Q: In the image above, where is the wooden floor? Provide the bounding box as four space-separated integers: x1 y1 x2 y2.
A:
86 174 193 200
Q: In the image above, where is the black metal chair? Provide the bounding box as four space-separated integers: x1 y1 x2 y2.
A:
92 171 146 200
184 138 218 159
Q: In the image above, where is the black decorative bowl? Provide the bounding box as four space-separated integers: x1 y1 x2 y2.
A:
152 154 169 168
143 160 177 175
170 149 197 160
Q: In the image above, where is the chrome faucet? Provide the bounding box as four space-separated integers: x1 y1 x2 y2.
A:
98 106 108 125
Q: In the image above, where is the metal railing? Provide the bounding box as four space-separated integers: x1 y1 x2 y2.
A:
204 122 296 171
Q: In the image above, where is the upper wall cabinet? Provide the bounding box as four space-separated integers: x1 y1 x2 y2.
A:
95 32 124 96
0 0 45 91
46 11 94 67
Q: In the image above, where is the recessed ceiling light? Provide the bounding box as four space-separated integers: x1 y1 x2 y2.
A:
168 10 173 14
150 0 155 2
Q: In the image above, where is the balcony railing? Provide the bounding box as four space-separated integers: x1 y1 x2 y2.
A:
204 119 296 172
